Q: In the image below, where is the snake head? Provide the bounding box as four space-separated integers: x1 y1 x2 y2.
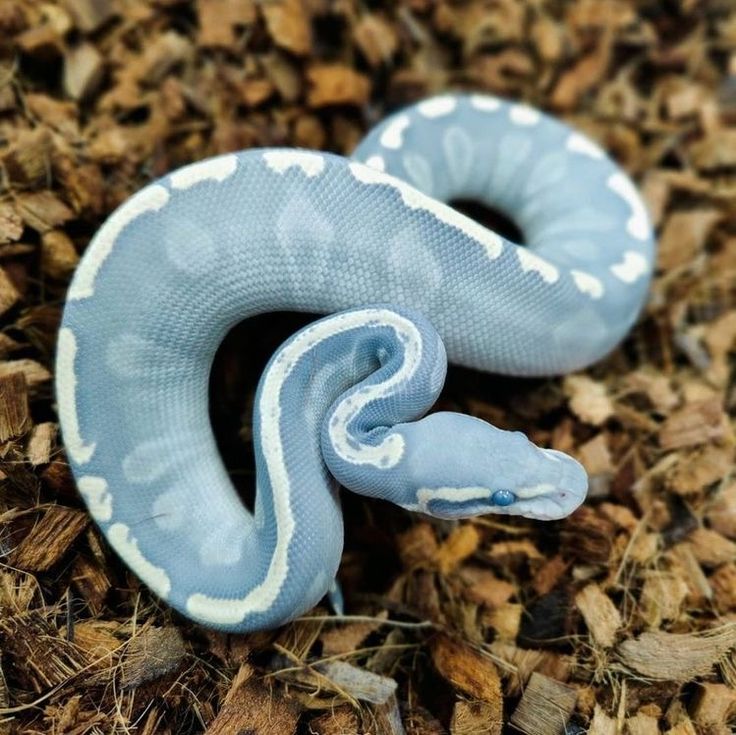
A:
400 412 588 521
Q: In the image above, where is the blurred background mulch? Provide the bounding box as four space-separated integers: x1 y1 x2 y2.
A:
1 0 736 733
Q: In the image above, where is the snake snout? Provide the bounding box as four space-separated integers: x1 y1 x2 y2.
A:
532 448 588 518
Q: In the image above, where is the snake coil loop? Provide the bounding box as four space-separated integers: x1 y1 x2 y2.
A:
56 94 655 631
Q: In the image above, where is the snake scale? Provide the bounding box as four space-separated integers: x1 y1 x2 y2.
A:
56 93 656 631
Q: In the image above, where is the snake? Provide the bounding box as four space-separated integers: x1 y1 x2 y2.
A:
55 93 655 632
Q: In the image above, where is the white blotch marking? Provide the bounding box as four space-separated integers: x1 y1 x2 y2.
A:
107 523 171 599
402 152 434 194
349 162 503 259
186 308 416 626
365 155 385 172
566 132 605 159
169 154 238 189
607 172 651 241
106 333 163 379
611 250 650 283
380 114 410 149
571 270 605 299
263 150 326 177
417 96 457 118
68 185 169 300
78 476 112 521
517 248 559 283
509 104 541 126
470 95 502 111
56 328 96 465
122 438 174 484
199 526 246 566
152 491 185 531
164 217 217 273
515 483 556 500
416 486 492 513
444 126 474 189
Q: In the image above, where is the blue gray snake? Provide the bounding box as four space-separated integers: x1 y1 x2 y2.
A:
56 93 656 631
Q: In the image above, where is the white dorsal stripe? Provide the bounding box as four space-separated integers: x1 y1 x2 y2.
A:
380 114 410 149
108 523 171 599
263 150 326 177
68 185 169 300
169 154 238 189
349 162 503 259
56 328 96 464
607 172 651 241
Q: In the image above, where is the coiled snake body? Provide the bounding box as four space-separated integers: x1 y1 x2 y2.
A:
56 94 655 631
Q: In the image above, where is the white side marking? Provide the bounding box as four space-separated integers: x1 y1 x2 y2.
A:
515 482 556 499
263 150 325 177
417 96 457 118
566 132 605 159
517 248 559 283
122 438 174 483
607 172 651 241
349 162 503 259
470 95 502 111
570 270 604 299
416 486 491 513
380 114 410 149
56 328 96 464
107 523 171 599
509 104 541 126
68 185 169 300
78 476 112 521
186 308 416 625
365 155 386 171
152 490 185 531
611 251 649 283
169 154 238 189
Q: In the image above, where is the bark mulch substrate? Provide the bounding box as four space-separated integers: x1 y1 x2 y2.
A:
1 1 736 733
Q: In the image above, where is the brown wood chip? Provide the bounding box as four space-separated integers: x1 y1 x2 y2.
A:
509 671 577 735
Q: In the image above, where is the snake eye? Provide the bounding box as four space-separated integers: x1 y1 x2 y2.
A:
492 489 516 506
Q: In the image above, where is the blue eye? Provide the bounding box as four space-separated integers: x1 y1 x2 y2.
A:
492 489 515 506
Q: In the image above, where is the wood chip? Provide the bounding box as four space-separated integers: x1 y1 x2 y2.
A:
0 370 30 441
120 626 186 690
63 43 104 100
25 421 56 465
639 571 688 627
691 683 736 730
430 634 503 707
0 359 52 388
306 65 371 107
15 191 74 233
575 583 622 648
509 671 577 735
11 506 88 572
353 15 399 67
41 230 80 279
451 699 502 735
616 625 736 681
62 0 116 32
435 524 480 574
564 374 615 426
659 398 729 449
205 665 299 735
261 0 311 56
657 209 721 271
706 481 736 539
